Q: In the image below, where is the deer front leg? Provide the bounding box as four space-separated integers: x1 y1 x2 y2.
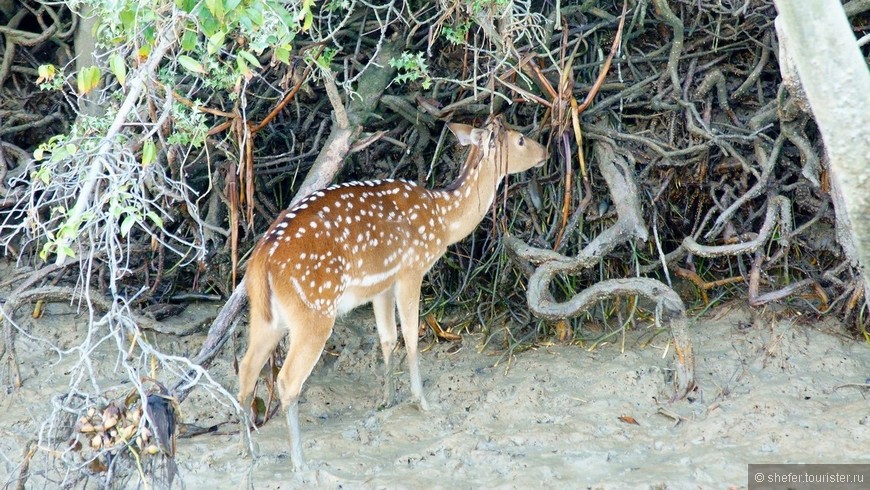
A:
373 290 398 409
395 278 430 411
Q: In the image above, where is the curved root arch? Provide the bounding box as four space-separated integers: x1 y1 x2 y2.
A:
507 128 696 399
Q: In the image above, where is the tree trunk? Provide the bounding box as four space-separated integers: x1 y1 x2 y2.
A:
773 0 870 299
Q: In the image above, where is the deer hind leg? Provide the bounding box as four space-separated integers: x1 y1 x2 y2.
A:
275 309 334 471
395 277 430 411
372 290 398 409
237 308 286 454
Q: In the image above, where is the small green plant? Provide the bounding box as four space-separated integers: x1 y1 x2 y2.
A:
107 184 165 238
38 206 83 262
389 51 432 89
166 103 209 148
306 47 338 80
33 135 75 167
442 20 471 45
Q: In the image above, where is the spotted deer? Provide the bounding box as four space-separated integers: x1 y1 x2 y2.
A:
238 117 548 469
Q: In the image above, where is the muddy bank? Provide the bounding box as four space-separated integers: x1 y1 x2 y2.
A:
2 305 870 488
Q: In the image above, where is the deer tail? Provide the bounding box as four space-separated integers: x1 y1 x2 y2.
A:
245 245 273 324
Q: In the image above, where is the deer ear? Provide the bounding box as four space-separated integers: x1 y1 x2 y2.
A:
449 123 490 147
447 123 474 146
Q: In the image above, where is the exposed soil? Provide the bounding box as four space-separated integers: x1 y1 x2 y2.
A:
2 301 870 488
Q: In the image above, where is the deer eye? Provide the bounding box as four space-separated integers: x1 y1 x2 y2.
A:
518 135 525 146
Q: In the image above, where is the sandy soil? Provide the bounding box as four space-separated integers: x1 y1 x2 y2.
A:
2 301 870 489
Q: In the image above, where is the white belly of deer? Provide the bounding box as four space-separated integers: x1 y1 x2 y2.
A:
336 264 402 315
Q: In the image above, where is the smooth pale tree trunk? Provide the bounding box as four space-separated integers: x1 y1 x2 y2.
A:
773 0 870 300
73 7 104 117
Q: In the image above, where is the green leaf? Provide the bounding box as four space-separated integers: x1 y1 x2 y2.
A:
181 30 198 51
77 66 101 95
300 0 315 31
239 14 253 31
224 0 242 13
143 25 156 44
138 44 151 59
58 244 75 260
34 166 51 184
178 55 205 74
142 139 156 166
199 11 219 37
302 9 313 31
245 6 263 25
177 0 197 13
236 56 250 77
109 54 126 86
120 214 137 237
205 0 224 21
50 145 69 162
239 50 262 68
275 46 291 64
207 31 226 55
146 212 164 228
119 7 135 31
39 243 52 261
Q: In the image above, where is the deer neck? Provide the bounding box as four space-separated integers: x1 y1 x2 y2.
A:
436 146 505 245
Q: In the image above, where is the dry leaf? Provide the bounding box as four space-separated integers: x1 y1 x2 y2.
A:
424 314 462 342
